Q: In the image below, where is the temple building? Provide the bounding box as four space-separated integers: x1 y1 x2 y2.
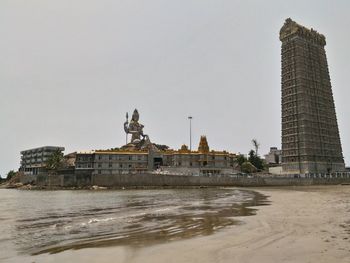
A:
280 18 345 174
162 136 237 175
75 136 236 176
75 109 237 176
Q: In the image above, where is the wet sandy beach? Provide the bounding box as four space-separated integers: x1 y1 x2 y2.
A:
0 188 267 262
2 186 350 263
24 185 350 263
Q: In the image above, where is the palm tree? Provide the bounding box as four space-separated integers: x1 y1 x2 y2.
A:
252 139 260 156
45 150 64 174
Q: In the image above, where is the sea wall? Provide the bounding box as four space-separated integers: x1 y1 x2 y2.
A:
21 173 350 188
91 174 350 187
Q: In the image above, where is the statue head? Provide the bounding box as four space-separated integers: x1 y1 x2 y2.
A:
131 109 139 122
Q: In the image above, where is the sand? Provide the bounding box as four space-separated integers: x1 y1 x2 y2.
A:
25 186 350 263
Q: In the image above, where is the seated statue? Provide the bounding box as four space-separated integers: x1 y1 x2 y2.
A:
124 109 147 144
122 109 169 151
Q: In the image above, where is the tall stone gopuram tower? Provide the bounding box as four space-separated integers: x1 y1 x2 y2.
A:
280 18 345 174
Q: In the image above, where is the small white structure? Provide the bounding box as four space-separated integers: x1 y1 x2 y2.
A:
264 147 282 165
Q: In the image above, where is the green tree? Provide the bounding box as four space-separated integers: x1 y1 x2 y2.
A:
6 170 17 181
241 161 257 173
248 150 264 171
236 154 247 166
45 150 64 174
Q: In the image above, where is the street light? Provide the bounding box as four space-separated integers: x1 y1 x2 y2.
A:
188 116 193 151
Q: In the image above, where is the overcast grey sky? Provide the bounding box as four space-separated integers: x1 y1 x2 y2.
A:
1 0 350 177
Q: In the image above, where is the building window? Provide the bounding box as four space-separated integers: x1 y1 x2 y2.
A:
98 164 102 168
109 163 112 168
98 170 101 174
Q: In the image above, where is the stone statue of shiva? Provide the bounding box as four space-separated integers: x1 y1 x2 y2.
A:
124 109 148 144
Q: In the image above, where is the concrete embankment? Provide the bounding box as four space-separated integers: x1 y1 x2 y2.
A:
18 173 350 188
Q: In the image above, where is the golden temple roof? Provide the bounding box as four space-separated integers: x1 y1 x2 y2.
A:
198 135 209 153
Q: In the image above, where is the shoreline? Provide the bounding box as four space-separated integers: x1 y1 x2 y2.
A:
3 183 350 191
18 185 350 263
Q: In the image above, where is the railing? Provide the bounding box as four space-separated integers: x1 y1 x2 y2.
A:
237 172 350 179
148 171 350 179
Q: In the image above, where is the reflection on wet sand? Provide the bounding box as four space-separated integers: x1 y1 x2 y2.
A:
6 189 269 256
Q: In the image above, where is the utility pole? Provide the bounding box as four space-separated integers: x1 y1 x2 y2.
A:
188 116 193 151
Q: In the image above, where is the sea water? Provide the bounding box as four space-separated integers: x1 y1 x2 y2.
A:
0 188 268 261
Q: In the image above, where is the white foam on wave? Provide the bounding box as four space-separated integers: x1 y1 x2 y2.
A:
88 217 116 224
154 206 181 213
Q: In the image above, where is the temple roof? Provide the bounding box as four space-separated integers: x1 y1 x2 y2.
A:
280 18 326 46
198 136 210 153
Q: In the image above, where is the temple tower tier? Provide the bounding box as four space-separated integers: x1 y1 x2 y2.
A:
279 18 345 174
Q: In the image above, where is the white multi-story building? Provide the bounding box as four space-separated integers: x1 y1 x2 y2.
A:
20 146 65 175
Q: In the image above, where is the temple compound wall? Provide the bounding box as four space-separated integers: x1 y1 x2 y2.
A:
26 173 350 188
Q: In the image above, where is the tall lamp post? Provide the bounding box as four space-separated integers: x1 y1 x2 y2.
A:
188 116 193 151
